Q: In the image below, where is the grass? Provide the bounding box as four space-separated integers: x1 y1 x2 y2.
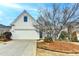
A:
36 48 79 56
0 41 3 43
0 38 10 45
36 48 66 56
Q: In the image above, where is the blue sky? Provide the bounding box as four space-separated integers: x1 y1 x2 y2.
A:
0 3 73 26
0 3 53 26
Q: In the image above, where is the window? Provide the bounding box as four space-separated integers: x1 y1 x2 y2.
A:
24 16 27 22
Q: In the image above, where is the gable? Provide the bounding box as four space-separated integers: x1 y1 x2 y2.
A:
11 10 36 30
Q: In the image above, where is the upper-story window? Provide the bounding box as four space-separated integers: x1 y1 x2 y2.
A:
24 16 27 22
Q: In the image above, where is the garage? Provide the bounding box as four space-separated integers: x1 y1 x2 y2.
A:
10 10 40 40
11 29 39 39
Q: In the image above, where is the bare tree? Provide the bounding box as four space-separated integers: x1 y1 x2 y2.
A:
34 3 79 41
60 3 79 41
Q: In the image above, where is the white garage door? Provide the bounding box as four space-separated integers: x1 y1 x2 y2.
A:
11 29 39 40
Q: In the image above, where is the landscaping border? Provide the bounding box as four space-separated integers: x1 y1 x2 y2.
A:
37 47 79 54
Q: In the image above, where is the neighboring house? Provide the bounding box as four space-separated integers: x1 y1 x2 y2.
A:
72 22 79 40
62 22 79 40
0 24 11 36
67 22 79 40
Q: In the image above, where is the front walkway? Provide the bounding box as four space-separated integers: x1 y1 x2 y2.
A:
0 40 36 56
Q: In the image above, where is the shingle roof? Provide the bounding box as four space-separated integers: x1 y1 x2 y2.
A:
0 24 11 28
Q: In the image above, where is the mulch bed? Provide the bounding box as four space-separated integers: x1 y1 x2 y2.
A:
37 41 79 54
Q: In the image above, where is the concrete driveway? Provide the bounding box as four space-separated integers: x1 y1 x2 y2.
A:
0 40 37 56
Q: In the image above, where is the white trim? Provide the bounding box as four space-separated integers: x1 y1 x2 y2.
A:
10 10 35 26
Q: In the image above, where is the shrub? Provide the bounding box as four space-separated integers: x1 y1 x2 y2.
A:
59 31 68 41
44 36 53 43
59 31 78 42
3 32 12 41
